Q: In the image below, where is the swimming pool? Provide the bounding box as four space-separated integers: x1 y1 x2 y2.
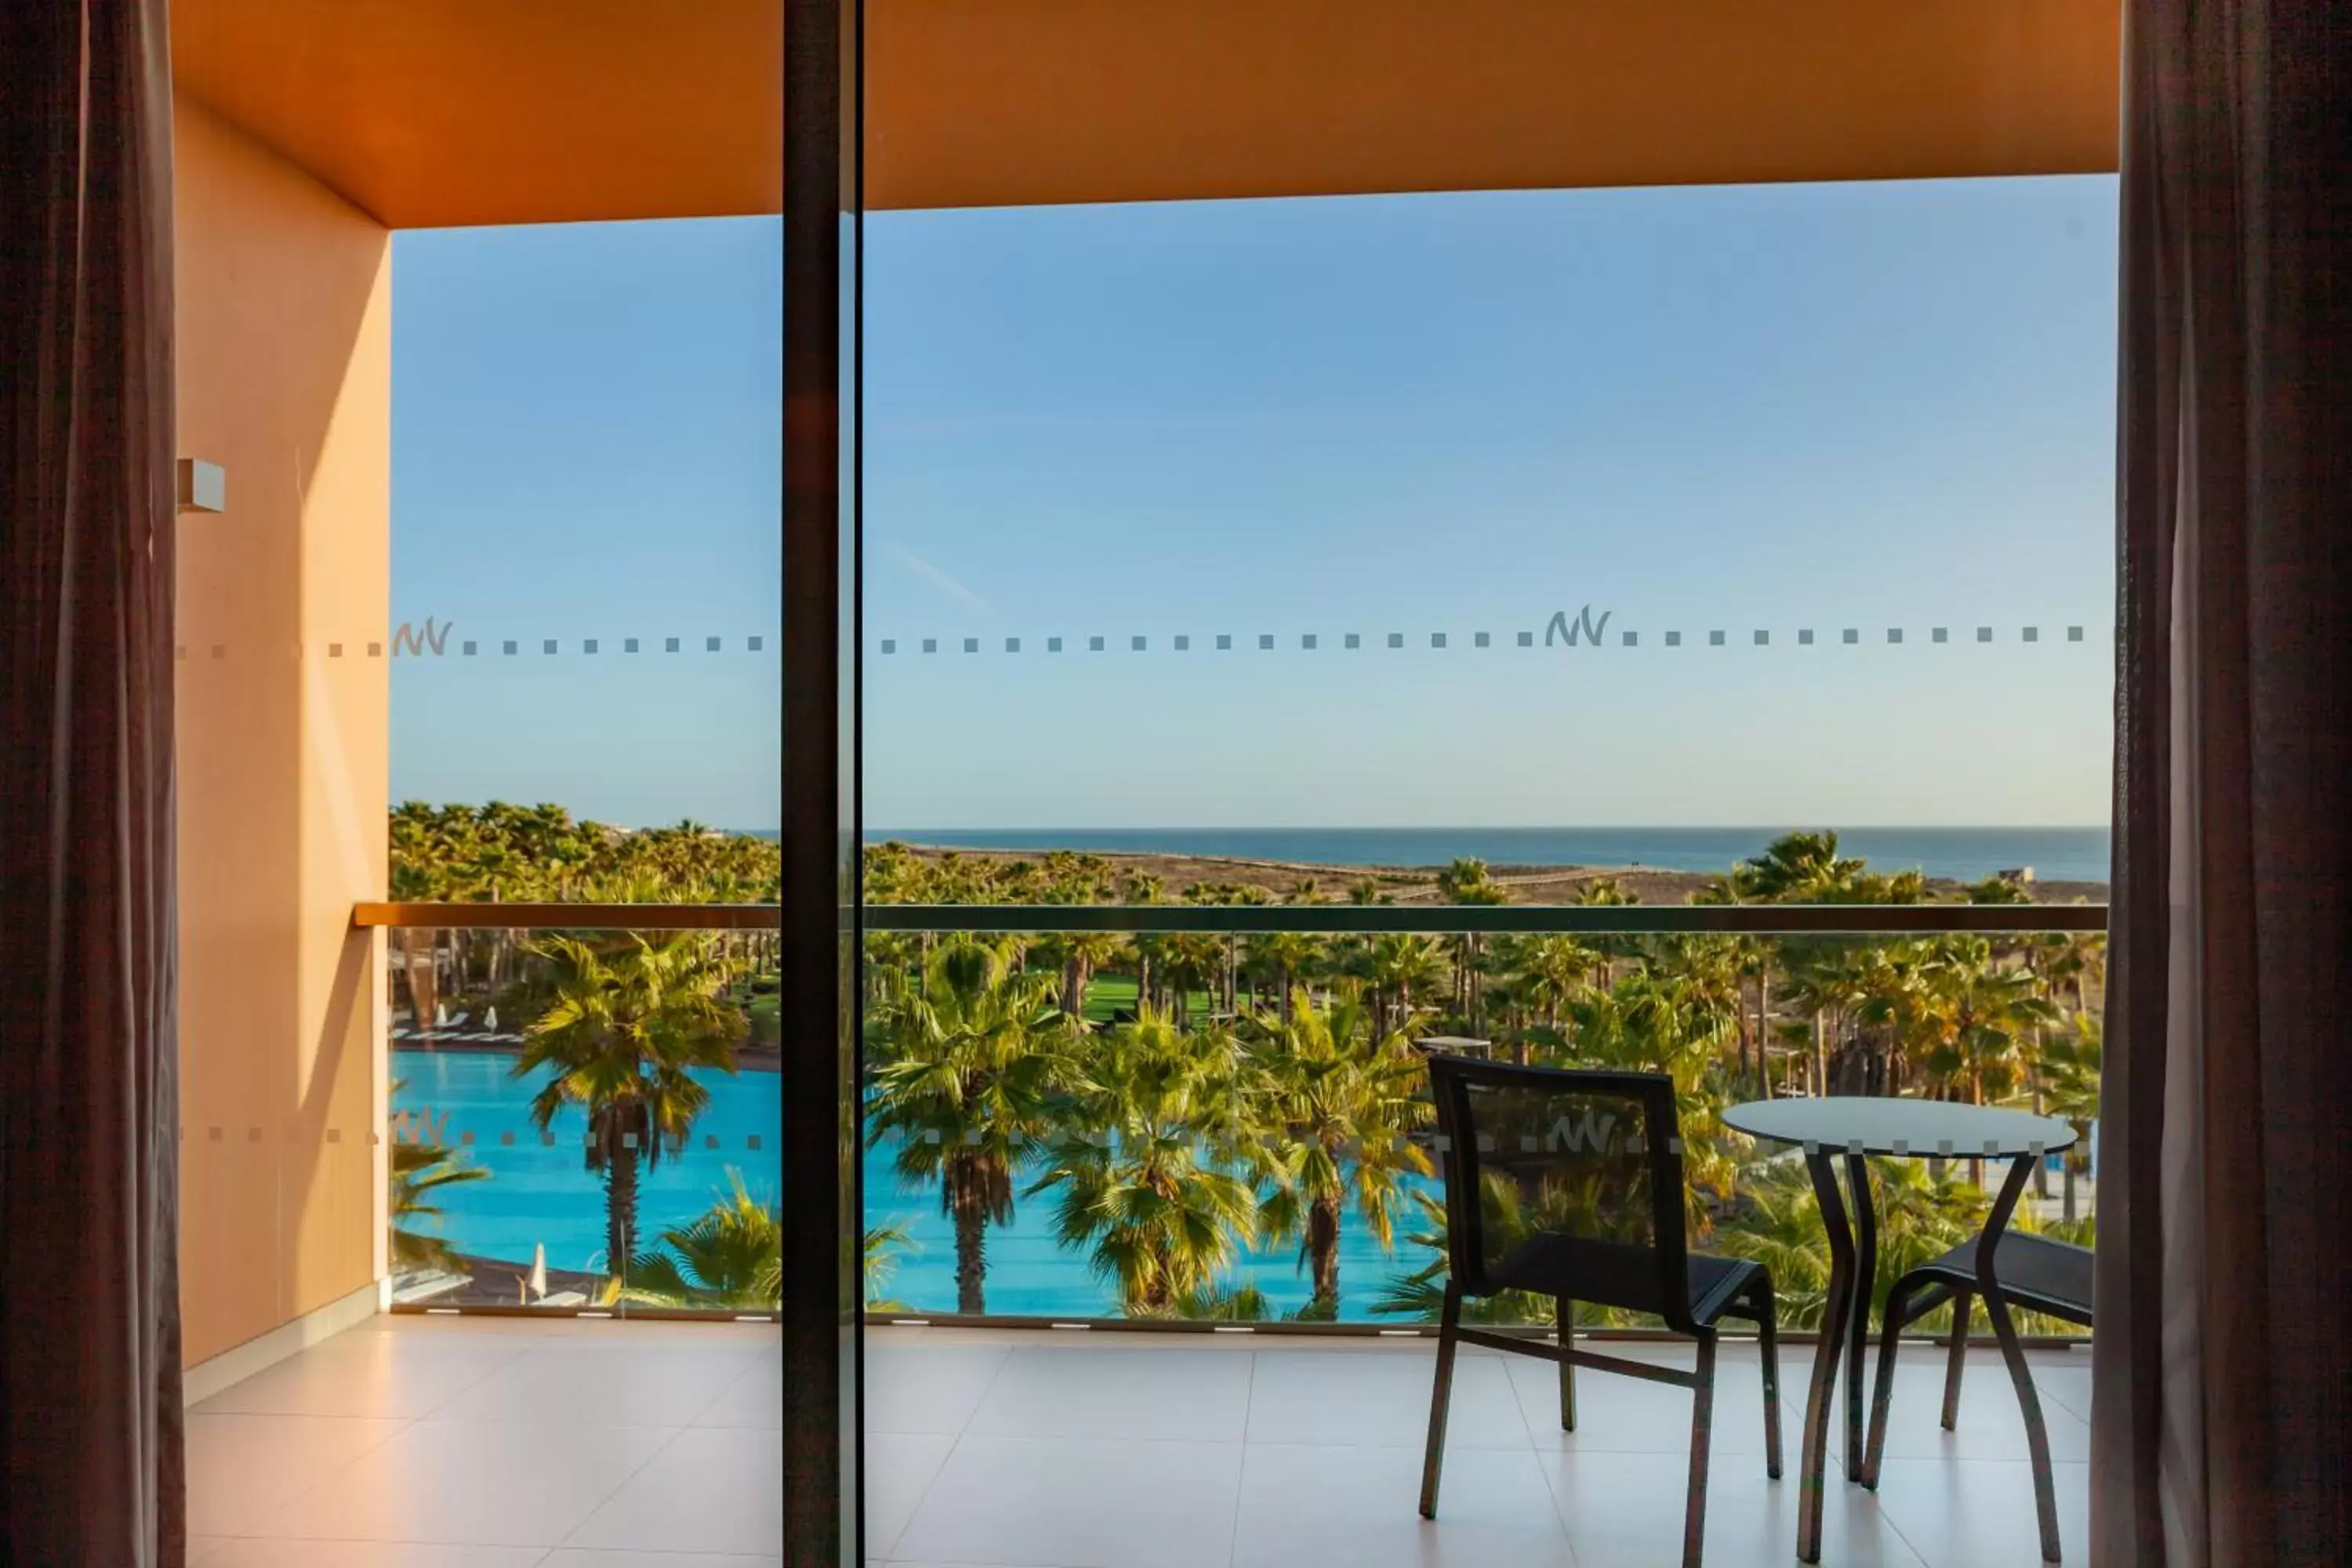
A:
393 1049 785 1274
864 1149 1441 1320
391 1048 1436 1318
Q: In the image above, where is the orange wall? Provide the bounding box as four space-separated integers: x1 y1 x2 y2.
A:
173 96 391 1366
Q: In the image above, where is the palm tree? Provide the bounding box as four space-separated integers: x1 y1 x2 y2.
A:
1170 1280 1275 1321
1714 1156 1987 1328
1245 991 1433 1316
1247 930 1326 1023
1498 933 1599 1063
1559 971 1739 1213
1711 1166 1837 1326
1570 875 1637 990
514 935 745 1283
1026 1010 1258 1316
1354 933 1447 1041
864 940 1073 1315
390 1138 491 1272
1693 876 1782 1096
1653 934 1748 1087
1733 830 1866 900
862 1219 919 1312
1782 939 1900 1096
2038 1014 2103 1222
622 1169 782 1309
1436 858 1509 1027
1899 938 2059 1182
1916 938 2059 1104
1155 932 1229 1028
1371 1187 1558 1326
1041 929 1123 1020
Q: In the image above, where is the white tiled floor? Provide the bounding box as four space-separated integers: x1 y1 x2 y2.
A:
862 1325 2095 1568
186 1316 782 1568
187 1316 2095 1568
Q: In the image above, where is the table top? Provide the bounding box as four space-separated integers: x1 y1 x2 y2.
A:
1720 1096 2076 1159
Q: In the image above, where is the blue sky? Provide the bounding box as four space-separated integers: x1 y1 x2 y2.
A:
391 174 2118 831
392 217 783 828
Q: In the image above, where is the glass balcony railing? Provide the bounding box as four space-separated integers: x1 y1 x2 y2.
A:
362 906 782 1318
857 860 2103 1339
358 844 2103 1343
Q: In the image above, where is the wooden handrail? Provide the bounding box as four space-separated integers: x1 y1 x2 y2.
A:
353 902 780 931
354 901 2107 935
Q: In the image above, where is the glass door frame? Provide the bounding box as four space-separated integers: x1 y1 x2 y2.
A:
782 0 862 1559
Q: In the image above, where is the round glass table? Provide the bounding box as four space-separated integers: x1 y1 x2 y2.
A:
1719 1097 2076 1563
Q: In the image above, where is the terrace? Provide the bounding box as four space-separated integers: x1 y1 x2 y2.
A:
19 0 2352 1558
179 1316 2082 1566
217 891 2101 1567
153 2 2129 1565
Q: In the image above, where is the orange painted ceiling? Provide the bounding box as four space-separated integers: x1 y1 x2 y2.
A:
171 0 786 228
869 0 2121 209
173 0 2118 229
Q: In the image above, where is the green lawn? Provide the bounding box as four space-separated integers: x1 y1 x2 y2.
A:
740 986 781 1044
1076 973 1222 1026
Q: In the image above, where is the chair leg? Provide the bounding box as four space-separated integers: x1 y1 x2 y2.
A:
1985 1289 2064 1562
1419 1283 1461 1519
1862 1280 1920 1491
1940 1289 1973 1431
1682 1330 1718 1568
1556 1295 1577 1431
1754 1284 1784 1480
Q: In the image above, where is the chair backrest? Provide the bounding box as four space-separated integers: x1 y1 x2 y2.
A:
1425 1055 1697 1332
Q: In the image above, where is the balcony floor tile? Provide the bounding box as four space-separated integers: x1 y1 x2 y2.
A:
188 1544 545 1568
964 1345 1255 1443
186 1412 408 1535
179 1315 2097 1567
426 1341 761 1428
563 1426 786 1556
252 1417 677 1546
1247 1348 1531 1450
863 1341 1011 1435
890 1434 1246 1568
1233 1443 1567 1568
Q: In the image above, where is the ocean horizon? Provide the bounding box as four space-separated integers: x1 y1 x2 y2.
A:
856 826 2112 885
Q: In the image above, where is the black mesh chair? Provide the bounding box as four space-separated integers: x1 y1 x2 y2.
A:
1419 1057 1780 1568
1860 1225 2093 1560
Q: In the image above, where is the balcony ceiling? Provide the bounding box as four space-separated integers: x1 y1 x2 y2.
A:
171 0 786 228
869 0 2119 209
173 0 2118 230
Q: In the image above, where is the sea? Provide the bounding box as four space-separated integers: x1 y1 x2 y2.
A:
862 826 2112 886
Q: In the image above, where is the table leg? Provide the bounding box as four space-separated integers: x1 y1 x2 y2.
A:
1980 1153 2065 1562
1798 1149 1857 1565
1845 1152 1877 1472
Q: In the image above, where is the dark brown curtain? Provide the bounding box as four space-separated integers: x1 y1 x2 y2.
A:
2096 4 2351 1564
0 1 187 1562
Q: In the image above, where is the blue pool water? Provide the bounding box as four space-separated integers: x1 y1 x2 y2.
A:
864 1149 1441 1320
393 1050 784 1275
394 1048 1437 1317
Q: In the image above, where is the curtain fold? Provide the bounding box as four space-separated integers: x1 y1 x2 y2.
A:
0 1 187 1562
2096 4 2352 1564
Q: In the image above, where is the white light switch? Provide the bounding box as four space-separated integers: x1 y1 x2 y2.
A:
176 458 225 514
